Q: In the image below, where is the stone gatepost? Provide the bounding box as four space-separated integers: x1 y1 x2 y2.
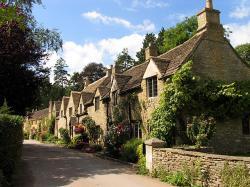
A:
144 138 166 172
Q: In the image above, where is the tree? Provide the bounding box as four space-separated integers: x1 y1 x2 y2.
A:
136 33 156 64
80 63 106 83
235 43 250 65
54 58 69 88
69 72 83 91
115 48 136 72
161 16 198 53
0 2 62 115
156 27 166 55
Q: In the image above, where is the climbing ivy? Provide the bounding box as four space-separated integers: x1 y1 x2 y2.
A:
150 61 250 145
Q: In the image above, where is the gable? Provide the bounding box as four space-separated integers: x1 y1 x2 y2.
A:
143 59 161 79
111 77 119 93
191 37 250 81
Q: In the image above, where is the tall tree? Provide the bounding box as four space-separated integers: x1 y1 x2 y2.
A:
53 58 69 88
161 16 198 53
115 48 136 72
136 33 157 64
156 27 166 55
235 43 250 65
0 1 62 114
69 72 83 91
80 62 106 83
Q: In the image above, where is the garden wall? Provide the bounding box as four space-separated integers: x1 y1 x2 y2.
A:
151 147 250 187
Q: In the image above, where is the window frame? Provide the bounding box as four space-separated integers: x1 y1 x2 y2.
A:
69 107 73 117
95 97 100 111
146 76 158 98
112 91 118 106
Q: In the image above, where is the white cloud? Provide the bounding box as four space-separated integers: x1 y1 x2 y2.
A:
131 0 168 9
46 34 144 82
82 11 155 33
225 22 250 46
230 0 250 19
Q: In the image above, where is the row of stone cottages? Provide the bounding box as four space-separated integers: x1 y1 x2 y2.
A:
24 0 250 153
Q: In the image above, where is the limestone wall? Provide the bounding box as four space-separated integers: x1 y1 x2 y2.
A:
152 148 250 187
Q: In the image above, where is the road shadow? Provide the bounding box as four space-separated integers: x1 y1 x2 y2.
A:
16 141 136 187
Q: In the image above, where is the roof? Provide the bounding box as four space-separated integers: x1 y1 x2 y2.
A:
98 86 110 98
81 91 95 105
158 32 204 77
30 108 49 120
53 101 61 112
62 97 70 111
120 62 149 93
71 91 81 108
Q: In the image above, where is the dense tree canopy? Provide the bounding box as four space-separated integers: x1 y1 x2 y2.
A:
54 58 69 88
80 62 106 83
115 48 136 72
0 1 62 114
235 43 250 66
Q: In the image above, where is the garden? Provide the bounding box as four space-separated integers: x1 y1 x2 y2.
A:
0 101 23 186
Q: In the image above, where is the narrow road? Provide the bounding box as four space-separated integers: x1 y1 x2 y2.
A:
14 140 172 187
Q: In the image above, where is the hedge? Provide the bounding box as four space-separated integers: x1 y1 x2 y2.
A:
0 114 23 185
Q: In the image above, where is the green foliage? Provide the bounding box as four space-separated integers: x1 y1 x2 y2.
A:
0 114 23 185
120 139 143 163
150 61 250 145
152 161 204 187
235 43 250 65
72 133 89 144
187 115 216 148
136 33 156 64
160 16 198 53
136 144 148 175
0 99 12 114
82 117 102 143
48 116 55 135
115 48 136 72
54 58 69 88
221 162 250 187
59 128 71 144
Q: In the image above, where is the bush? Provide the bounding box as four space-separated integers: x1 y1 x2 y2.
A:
23 132 29 140
82 117 102 143
59 128 71 144
0 114 23 185
221 162 250 187
187 115 216 148
121 139 143 163
136 144 148 175
71 133 89 149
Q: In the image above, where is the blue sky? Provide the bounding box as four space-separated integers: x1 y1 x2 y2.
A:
33 0 250 78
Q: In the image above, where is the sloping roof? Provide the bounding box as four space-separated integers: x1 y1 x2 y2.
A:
120 62 149 93
30 108 49 120
98 86 110 98
114 74 132 91
158 32 204 77
54 101 61 112
151 57 170 76
63 97 70 111
71 91 81 108
81 91 95 106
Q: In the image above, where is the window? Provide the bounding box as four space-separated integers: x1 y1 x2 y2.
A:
69 107 73 117
79 104 83 114
61 110 63 117
132 122 142 139
242 112 250 135
112 91 118 106
147 76 158 97
95 97 100 111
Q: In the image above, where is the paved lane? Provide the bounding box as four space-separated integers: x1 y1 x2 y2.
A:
14 140 172 187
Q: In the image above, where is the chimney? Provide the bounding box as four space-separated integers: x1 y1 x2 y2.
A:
111 65 121 75
145 43 158 61
106 66 112 77
197 0 224 40
83 77 91 88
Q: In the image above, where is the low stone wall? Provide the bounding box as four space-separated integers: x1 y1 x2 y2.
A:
152 148 250 187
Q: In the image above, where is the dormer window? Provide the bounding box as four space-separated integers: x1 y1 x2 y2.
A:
95 97 100 111
69 107 73 117
79 104 83 114
112 91 118 106
147 76 158 98
61 110 63 117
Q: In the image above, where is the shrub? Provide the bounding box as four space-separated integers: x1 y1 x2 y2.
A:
48 116 55 135
59 128 71 144
82 117 102 143
23 132 29 140
136 144 148 175
121 139 143 163
0 114 23 185
221 162 250 187
187 115 216 148
105 122 131 157
70 133 89 149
